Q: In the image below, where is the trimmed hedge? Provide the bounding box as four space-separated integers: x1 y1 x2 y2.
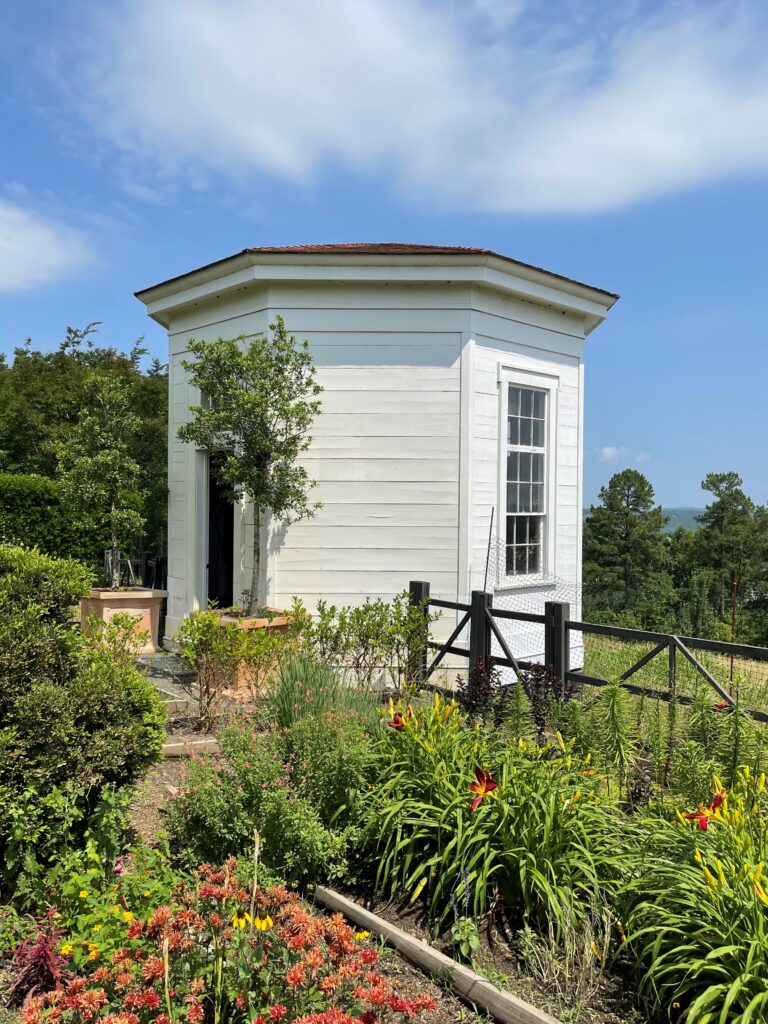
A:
0 472 107 566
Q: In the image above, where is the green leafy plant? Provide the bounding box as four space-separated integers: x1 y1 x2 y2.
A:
368 695 622 933
621 769 768 1023
595 679 637 798
55 375 146 589
178 318 323 615
0 545 165 897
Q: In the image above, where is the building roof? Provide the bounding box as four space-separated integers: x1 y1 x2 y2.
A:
134 242 619 302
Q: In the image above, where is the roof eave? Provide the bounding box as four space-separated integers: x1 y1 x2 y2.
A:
135 250 618 331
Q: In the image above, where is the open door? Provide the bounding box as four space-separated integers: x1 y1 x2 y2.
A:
207 456 234 609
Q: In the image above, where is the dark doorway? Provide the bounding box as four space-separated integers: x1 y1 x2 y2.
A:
207 456 234 609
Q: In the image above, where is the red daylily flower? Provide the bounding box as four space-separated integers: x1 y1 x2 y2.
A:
684 789 727 830
388 712 404 731
469 767 498 811
715 701 729 711
684 806 712 830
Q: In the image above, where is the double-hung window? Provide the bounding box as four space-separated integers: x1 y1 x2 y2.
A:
505 384 547 577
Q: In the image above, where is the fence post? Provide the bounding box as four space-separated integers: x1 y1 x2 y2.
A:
468 590 493 666
545 601 570 696
408 580 431 683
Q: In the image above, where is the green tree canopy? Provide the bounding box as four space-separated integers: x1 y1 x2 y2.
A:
583 469 671 624
0 324 167 555
178 317 323 615
694 472 765 642
55 375 146 589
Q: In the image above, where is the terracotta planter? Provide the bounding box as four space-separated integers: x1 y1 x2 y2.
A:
81 588 167 654
213 611 293 701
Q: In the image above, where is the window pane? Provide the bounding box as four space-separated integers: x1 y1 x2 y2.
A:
506 515 516 545
532 483 544 512
508 417 519 445
508 386 520 415
514 546 528 575
528 516 541 545
507 451 519 482
527 542 540 574
532 453 544 482
532 419 545 447
521 484 533 513
521 389 532 417
519 419 532 446
519 451 531 481
533 391 546 418
505 546 515 575
507 484 519 513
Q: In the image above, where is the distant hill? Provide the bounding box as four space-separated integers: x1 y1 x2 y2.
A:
583 507 703 533
661 508 703 533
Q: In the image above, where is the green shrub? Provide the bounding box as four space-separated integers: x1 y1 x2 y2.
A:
167 682 374 883
281 709 374 826
0 545 165 896
0 473 106 567
294 592 437 693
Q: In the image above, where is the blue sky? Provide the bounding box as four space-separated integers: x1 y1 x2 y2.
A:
1 0 767 507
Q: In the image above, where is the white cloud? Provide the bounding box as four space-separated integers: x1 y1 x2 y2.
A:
636 452 651 463
0 199 92 293
599 445 630 463
55 0 768 214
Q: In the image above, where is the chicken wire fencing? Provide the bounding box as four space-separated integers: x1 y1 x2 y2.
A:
483 534 583 682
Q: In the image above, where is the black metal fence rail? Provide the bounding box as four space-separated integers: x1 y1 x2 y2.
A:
409 580 768 724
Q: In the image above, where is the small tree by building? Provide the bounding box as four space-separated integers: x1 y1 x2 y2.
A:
55 375 146 589
178 317 323 615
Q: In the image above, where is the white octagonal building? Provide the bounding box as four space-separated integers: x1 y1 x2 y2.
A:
136 243 617 651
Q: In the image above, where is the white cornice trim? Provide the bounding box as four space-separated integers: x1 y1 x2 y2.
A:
136 252 616 333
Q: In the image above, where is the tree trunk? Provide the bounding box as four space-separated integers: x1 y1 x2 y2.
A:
248 504 261 615
111 504 120 590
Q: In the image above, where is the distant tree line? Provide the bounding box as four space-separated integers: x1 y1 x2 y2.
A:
0 324 168 567
583 469 768 645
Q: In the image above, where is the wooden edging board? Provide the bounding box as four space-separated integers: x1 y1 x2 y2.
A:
161 738 219 758
314 886 562 1024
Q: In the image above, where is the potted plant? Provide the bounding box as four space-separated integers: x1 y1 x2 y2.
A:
178 315 322 629
56 374 166 652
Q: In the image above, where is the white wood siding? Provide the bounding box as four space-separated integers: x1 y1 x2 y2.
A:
165 282 465 633
465 290 586 662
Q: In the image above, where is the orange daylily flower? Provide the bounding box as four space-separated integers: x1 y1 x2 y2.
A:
469 767 498 811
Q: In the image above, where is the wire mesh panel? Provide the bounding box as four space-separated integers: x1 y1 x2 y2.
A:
484 534 583 673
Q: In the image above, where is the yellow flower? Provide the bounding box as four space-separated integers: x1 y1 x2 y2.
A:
88 949 99 961
355 931 371 942
142 891 150 898
410 877 428 903
92 924 102 933
231 910 252 929
123 911 134 922
87 943 99 951
78 890 89 899
112 904 122 915
60 944 73 956
254 915 273 931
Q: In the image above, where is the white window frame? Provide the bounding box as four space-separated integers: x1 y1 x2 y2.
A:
496 366 559 588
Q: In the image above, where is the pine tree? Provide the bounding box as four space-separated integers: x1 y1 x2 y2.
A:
583 469 670 623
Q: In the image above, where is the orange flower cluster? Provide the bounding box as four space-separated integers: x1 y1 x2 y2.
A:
21 860 437 1024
